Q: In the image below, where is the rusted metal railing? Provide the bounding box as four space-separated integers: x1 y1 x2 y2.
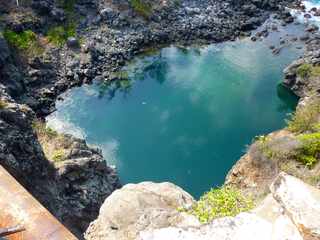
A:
0 165 78 240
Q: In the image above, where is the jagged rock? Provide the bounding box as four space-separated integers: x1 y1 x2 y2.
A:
84 182 197 240
271 173 320 239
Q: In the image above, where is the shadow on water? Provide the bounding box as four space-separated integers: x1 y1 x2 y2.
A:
276 83 300 112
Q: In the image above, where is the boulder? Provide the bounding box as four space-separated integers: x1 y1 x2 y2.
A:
67 37 79 48
139 213 273 240
84 182 197 240
270 172 320 239
139 211 303 240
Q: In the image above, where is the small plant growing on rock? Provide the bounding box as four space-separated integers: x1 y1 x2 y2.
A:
32 121 58 138
296 63 320 79
3 29 43 55
130 0 152 18
296 63 312 79
296 132 320 167
188 186 254 223
52 149 66 162
47 23 76 46
287 98 320 133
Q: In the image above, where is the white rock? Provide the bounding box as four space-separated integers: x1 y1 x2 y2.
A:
270 172 320 239
84 182 197 240
139 213 273 240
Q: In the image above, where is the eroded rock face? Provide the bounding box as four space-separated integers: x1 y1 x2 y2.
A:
0 85 120 237
84 182 198 240
225 130 299 199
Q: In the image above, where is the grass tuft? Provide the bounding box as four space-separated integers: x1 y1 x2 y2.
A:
287 99 320 133
3 29 43 55
46 23 76 46
187 186 254 223
296 63 320 79
52 149 66 162
32 121 58 138
130 0 152 18
296 132 320 167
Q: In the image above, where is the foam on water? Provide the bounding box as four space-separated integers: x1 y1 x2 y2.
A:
290 0 320 25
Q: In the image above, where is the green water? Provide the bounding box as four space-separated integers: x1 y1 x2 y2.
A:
48 24 303 198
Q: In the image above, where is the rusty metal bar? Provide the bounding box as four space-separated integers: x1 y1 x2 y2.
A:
0 165 78 240
0 225 25 237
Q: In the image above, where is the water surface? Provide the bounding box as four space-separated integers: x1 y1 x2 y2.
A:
48 23 304 198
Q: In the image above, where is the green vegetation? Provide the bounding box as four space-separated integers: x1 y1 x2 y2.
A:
47 23 76 46
57 0 77 14
47 0 78 46
130 0 152 18
296 63 312 78
32 121 58 138
296 63 320 79
188 186 254 223
255 135 275 159
296 132 320 167
287 99 320 133
3 29 43 55
52 149 66 162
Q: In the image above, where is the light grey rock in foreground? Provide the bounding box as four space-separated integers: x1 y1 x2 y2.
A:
86 173 320 240
84 182 198 240
270 172 320 239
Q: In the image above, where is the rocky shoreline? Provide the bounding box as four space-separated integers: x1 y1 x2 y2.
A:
1 0 319 238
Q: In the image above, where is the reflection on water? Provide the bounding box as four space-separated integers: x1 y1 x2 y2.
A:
48 22 304 198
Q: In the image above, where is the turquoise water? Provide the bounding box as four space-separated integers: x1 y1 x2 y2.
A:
48 24 304 198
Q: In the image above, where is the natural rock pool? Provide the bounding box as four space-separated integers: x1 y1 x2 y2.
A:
48 22 304 198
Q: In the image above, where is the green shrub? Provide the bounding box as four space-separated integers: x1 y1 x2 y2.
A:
296 63 312 78
287 99 320 133
296 132 320 167
188 186 254 223
47 23 76 46
130 0 152 18
296 63 320 79
52 149 66 162
3 29 43 55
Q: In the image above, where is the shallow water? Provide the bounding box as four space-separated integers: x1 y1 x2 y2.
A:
48 22 304 198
